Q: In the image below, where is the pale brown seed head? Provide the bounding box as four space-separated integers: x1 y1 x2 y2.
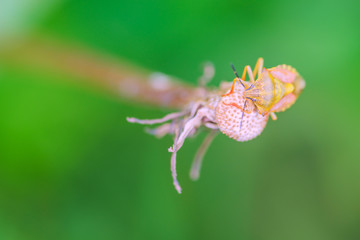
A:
215 84 269 142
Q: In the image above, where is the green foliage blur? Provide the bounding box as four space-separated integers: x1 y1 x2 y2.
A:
1 0 360 239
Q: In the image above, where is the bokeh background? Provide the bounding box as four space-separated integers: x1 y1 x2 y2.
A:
1 0 360 239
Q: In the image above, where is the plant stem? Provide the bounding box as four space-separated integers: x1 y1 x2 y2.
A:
0 36 199 109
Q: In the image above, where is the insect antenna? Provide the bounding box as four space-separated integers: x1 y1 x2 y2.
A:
239 99 247 131
230 63 246 89
245 84 255 91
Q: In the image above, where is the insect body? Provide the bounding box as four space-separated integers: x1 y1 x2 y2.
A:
223 58 305 122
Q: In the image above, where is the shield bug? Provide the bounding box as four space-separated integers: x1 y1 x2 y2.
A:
222 58 305 123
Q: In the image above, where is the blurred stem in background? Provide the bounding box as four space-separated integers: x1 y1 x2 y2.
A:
0 36 198 109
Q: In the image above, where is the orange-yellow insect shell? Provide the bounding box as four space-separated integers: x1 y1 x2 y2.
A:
268 65 305 113
245 70 277 115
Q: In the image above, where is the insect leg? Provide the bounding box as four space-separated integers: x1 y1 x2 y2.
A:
240 65 258 92
241 65 255 83
222 64 246 96
253 57 264 80
270 112 278 120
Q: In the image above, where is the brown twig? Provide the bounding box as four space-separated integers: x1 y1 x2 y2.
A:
0 37 199 109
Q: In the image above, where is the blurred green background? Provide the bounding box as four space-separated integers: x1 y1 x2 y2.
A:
1 0 360 239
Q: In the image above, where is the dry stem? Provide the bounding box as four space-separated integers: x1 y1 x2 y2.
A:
0 36 199 109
